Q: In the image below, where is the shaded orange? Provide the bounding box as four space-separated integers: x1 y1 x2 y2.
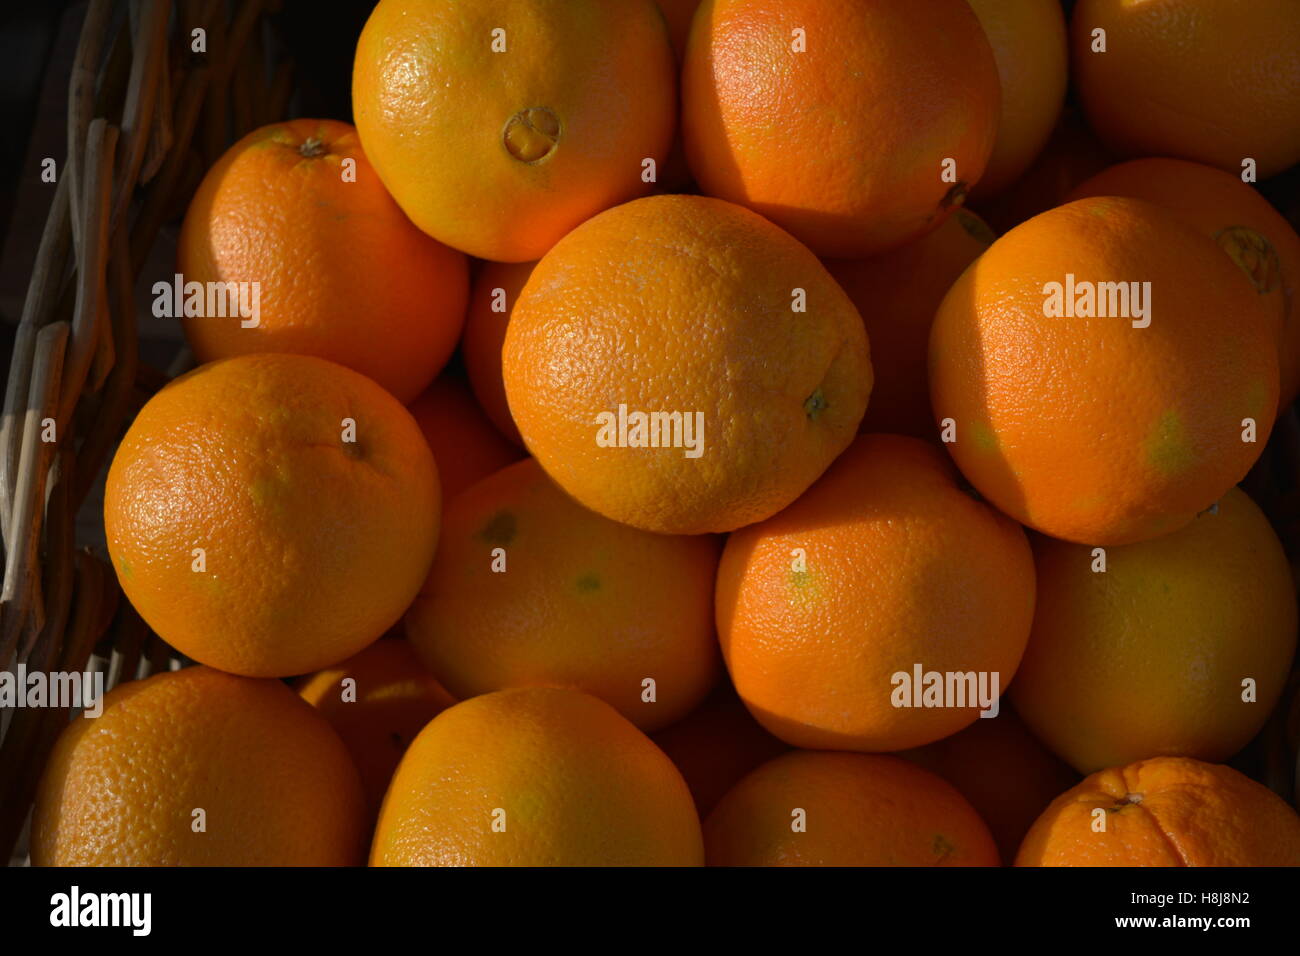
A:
405 458 721 732
705 751 999 866
461 259 535 446
1011 487 1297 774
297 638 456 817
407 373 524 500
965 0 1068 198
900 707 1079 864
824 209 993 440
1072 0 1300 180
651 682 790 817
32 667 366 866
371 687 704 866
656 0 702 60
1069 157 1300 408
973 105 1113 235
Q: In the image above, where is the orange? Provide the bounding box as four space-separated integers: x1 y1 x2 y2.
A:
716 434 1035 752
407 373 524 500
651 683 789 817
824 209 993 439
973 105 1113 235
178 118 468 404
704 751 999 866
32 667 366 866
1072 0 1300 180
503 194 871 535
1069 157 1300 408
682 0 1000 257
964 0 1068 198
461 259 536 446
652 0 703 192
405 457 721 732
104 353 440 678
929 195 1279 545
297 638 456 816
657 0 702 60
370 687 704 866
900 708 1079 864
352 0 676 262
1010 487 1298 775
1016 756 1300 866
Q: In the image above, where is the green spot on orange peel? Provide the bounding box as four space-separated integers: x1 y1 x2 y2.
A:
970 421 998 452
787 567 822 607
478 510 517 546
1215 226 1281 294
1144 410 1195 476
932 834 956 860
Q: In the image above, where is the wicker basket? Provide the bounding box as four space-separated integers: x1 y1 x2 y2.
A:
1 0 1298 870
0 0 297 865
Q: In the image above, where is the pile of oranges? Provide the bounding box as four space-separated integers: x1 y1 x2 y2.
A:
29 0 1300 866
